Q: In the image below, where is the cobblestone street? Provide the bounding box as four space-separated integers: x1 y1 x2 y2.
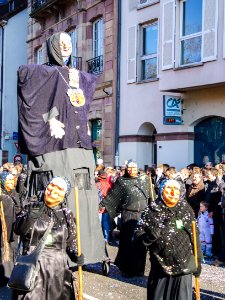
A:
80 244 225 300
0 243 224 300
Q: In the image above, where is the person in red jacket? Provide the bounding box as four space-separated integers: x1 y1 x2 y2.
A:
96 170 112 244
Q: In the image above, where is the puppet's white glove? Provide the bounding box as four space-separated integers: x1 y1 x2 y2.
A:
49 117 65 139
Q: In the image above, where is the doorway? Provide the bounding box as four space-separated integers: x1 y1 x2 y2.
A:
194 116 225 166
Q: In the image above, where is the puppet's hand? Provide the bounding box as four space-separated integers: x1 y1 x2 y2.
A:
49 117 65 139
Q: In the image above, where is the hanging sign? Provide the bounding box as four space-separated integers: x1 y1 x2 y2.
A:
13 154 22 164
163 95 183 125
13 131 18 140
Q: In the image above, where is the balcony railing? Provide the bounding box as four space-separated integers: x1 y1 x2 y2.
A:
30 0 67 17
32 0 52 11
72 56 82 70
0 0 27 19
87 55 103 75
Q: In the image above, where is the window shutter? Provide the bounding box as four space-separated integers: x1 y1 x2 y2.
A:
70 30 77 57
202 0 218 62
162 0 175 70
223 0 225 58
98 19 104 56
41 42 47 64
157 19 160 76
127 26 137 83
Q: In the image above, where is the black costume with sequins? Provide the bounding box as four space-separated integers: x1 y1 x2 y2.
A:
12 203 78 299
103 175 149 276
135 197 202 300
0 189 21 287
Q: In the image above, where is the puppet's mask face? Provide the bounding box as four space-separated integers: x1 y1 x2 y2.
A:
162 180 180 207
5 174 15 191
44 178 67 208
60 33 72 60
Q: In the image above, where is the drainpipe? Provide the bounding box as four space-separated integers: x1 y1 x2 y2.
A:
114 0 121 167
0 20 7 154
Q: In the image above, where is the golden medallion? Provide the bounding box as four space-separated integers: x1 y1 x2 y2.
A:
67 88 86 107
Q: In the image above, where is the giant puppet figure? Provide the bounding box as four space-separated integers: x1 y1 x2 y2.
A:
17 32 105 264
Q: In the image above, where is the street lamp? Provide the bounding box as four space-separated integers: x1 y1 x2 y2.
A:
0 19 7 154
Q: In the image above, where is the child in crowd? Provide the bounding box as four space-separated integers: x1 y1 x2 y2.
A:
197 201 214 258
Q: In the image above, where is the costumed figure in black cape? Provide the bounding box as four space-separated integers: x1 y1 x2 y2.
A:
102 160 149 277
12 176 84 299
15 164 28 205
135 179 202 300
17 32 105 264
0 172 21 286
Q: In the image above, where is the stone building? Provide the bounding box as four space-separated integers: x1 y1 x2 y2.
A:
27 0 118 166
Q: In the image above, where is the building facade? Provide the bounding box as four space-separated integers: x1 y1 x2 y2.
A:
119 0 225 170
0 0 28 163
27 0 118 166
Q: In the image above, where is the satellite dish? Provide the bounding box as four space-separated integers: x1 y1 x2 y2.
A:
0 0 10 5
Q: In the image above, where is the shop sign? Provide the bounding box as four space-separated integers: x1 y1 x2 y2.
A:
163 95 183 125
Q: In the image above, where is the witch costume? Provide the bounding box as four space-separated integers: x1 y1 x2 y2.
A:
0 172 21 287
135 179 202 300
103 169 149 276
17 32 105 264
12 176 82 299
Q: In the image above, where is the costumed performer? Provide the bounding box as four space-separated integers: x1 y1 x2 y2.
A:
135 179 202 300
12 176 84 299
0 172 21 286
102 160 149 277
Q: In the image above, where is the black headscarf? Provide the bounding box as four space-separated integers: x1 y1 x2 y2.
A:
46 32 72 67
0 171 13 192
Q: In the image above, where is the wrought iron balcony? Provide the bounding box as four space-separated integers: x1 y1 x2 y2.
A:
30 0 70 18
87 55 103 75
72 56 82 70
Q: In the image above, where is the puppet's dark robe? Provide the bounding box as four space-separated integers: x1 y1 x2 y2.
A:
17 64 105 264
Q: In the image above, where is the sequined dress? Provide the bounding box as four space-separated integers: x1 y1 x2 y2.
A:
104 175 149 276
135 198 202 300
0 190 20 286
12 205 78 300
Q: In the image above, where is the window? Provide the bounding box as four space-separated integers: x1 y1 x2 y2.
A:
69 30 82 69
92 119 103 162
36 47 42 65
93 18 103 58
8 0 14 12
126 21 158 83
69 30 77 58
140 21 158 80
137 0 160 9
162 0 218 70
180 0 202 65
87 18 104 74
